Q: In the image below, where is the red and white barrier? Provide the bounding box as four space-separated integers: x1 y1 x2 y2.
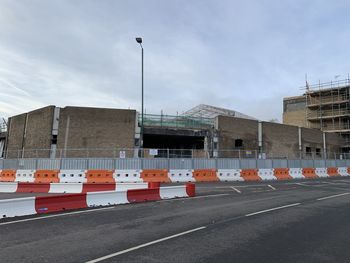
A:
0 182 149 193
0 183 195 219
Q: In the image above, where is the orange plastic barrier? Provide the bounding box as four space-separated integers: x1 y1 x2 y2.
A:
0 170 16 182
327 167 340 177
192 169 219 182
141 169 171 183
240 169 262 181
302 168 318 179
86 170 115 183
274 168 292 180
34 170 60 183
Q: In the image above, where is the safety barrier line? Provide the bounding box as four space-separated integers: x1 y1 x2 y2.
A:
0 168 349 183
0 182 149 193
0 183 195 219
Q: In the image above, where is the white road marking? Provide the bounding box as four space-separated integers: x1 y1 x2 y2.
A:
0 207 115 226
245 203 301 217
267 184 276 190
295 182 311 187
159 193 230 202
316 192 350 201
85 226 206 263
230 186 241 194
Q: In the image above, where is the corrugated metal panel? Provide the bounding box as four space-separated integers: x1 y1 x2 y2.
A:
314 159 326 168
237 159 255 169
193 159 216 169
3 159 20 169
0 159 4 169
88 159 115 169
18 159 36 169
115 158 141 170
61 159 87 170
287 159 302 168
37 159 61 169
217 158 240 169
336 159 347 167
301 159 314 168
272 159 288 168
142 159 169 169
169 159 192 169
325 160 336 167
257 159 272 169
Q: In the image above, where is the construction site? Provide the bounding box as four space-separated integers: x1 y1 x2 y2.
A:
284 77 350 155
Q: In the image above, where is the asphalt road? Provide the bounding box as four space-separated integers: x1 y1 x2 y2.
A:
1 177 350 262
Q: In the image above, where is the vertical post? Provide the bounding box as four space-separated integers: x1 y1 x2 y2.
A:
141 46 144 156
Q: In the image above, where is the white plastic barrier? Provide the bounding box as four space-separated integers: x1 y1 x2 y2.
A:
217 169 243 182
160 185 188 199
86 191 129 206
0 197 36 218
0 182 18 193
49 183 84 193
337 167 349 176
115 182 148 191
113 170 142 183
168 170 194 182
58 170 87 183
258 169 276 181
315 168 329 178
15 170 35 183
289 168 304 179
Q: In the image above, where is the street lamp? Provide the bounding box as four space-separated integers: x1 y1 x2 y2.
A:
136 37 144 156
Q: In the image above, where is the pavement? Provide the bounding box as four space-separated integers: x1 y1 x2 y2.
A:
1 177 350 262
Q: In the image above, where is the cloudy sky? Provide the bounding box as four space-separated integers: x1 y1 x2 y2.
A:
0 0 350 121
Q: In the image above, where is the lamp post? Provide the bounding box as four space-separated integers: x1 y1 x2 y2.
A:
136 37 144 156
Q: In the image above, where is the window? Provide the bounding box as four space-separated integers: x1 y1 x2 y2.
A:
235 139 243 148
316 148 321 157
305 147 312 156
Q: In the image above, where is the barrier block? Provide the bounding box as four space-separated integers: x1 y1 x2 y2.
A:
273 168 292 180
141 169 171 183
258 169 276 181
0 182 18 193
127 188 161 203
240 169 261 181
217 169 243 182
168 170 194 182
17 183 50 193
193 169 219 182
35 194 87 214
338 167 349 176
302 168 318 179
113 170 142 183
315 168 328 178
86 170 115 183
327 167 340 177
186 183 196 197
58 170 87 183
289 168 304 179
34 170 60 183
16 170 35 183
0 170 16 182
82 183 116 193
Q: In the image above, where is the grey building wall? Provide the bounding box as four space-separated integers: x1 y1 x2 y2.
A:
262 122 299 158
5 106 55 158
57 106 136 158
216 116 258 157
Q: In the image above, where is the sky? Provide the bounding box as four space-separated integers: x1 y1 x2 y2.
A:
1 0 350 122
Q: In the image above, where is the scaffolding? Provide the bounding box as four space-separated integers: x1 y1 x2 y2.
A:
305 77 350 151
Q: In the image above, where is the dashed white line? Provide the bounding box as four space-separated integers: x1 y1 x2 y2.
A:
267 184 276 190
85 226 206 263
316 192 350 201
230 186 241 194
0 206 115 226
245 203 301 217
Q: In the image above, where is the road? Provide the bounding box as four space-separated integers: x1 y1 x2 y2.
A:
1 178 350 262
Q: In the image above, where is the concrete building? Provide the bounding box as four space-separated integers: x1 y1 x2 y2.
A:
283 78 350 153
4 104 345 159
